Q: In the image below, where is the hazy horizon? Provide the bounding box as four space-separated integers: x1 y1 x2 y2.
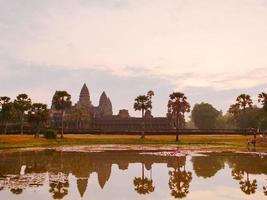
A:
1 0 267 116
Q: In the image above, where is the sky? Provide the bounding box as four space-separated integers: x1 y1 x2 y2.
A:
0 0 267 117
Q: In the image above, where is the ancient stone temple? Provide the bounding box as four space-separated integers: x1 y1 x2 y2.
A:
77 83 92 108
50 83 172 131
74 83 113 118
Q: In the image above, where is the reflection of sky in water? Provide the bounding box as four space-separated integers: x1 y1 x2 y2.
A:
0 151 266 200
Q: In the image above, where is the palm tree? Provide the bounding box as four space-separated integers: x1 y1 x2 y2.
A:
258 92 267 111
133 91 154 139
228 103 241 125
236 94 253 110
228 103 240 117
0 96 14 134
133 163 155 195
228 94 253 128
14 94 32 134
52 91 72 138
167 92 190 141
28 103 49 138
147 90 154 101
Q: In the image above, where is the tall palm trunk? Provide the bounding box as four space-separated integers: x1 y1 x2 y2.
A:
176 114 179 141
76 119 79 129
1 121 4 134
4 122 8 135
35 123 40 138
20 113 24 135
142 163 144 179
61 110 64 139
141 109 145 139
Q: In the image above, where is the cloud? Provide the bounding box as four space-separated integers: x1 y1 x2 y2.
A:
0 62 174 116
1 0 266 91
0 0 267 116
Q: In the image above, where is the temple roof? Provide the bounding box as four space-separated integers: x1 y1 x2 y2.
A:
80 83 90 97
77 83 91 107
99 91 109 106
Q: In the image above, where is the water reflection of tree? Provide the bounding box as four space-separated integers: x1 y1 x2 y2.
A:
263 179 267 196
133 163 155 195
231 169 244 181
227 154 266 195
191 154 225 178
231 169 257 195
239 172 257 195
49 173 69 199
10 188 23 195
168 157 192 199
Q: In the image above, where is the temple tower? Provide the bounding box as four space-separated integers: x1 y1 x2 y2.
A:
97 91 113 116
77 83 91 108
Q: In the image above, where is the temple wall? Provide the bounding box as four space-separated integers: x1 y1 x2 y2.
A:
90 117 172 131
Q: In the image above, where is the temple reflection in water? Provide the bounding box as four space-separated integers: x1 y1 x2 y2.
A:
0 150 266 199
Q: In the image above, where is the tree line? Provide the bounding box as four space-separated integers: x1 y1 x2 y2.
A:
0 91 72 138
1 90 266 139
190 93 267 131
133 91 267 140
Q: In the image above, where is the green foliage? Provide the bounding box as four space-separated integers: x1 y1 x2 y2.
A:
70 107 90 129
14 94 32 134
133 90 154 115
28 103 49 137
215 114 236 129
258 92 267 111
39 128 46 135
256 110 267 130
192 154 225 178
133 90 154 139
191 103 220 129
168 92 190 141
52 91 72 138
227 93 267 129
14 94 32 113
0 96 15 134
237 107 261 129
52 91 72 111
0 97 14 120
169 170 192 198
133 177 155 195
236 94 253 109
167 92 190 129
228 103 240 120
43 129 57 139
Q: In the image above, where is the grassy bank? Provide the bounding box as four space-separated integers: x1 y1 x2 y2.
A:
0 134 267 151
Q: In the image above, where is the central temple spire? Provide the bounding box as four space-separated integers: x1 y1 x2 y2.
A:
77 83 91 107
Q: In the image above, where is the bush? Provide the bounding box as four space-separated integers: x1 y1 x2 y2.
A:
40 128 46 135
43 129 57 139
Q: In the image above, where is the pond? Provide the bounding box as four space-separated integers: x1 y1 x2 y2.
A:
0 149 266 200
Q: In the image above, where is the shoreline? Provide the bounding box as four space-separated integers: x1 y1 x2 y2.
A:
0 134 266 153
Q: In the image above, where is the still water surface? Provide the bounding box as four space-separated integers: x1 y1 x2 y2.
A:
0 149 266 200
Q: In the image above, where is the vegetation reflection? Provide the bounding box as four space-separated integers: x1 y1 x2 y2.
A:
168 157 192 198
49 173 69 199
0 151 267 199
133 163 155 195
